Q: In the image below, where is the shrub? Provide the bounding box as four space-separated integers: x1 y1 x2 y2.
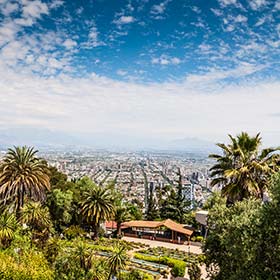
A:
134 253 186 277
196 236 204 243
0 251 53 280
63 225 85 240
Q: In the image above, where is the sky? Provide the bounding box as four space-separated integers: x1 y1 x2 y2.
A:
0 0 280 150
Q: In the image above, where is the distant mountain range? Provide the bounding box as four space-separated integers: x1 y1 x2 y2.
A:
0 127 218 153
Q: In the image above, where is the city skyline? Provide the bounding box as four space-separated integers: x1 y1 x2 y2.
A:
1 0 280 148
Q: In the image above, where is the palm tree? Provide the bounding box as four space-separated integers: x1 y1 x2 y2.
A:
0 212 18 248
0 146 50 214
209 132 280 203
107 244 127 280
114 204 130 237
81 185 115 238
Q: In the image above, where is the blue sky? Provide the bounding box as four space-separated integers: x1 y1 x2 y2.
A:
0 0 280 149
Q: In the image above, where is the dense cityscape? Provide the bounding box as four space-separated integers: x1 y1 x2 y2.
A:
43 150 213 210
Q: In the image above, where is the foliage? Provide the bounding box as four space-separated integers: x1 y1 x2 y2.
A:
123 269 154 280
114 203 131 236
0 146 50 213
47 188 73 231
0 212 18 248
107 244 128 278
188 262 201 280
134 253 186 277
209 132 280 203
160 169 191 223
63 225 86 240
81 184 115 237
0 250 53 280
203 175 280 280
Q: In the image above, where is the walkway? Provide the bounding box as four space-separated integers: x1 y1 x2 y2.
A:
123 236 202 254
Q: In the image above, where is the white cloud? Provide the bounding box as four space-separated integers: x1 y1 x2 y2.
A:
63 39 77 49
117 69 127 76
275 1 280 10
235 14 247 23
1 2 19 16
218 0 237 6
22 0 49 19
115 16 135 25
152 56 181 65
0 63 280 145
86 26 105 47
151 0 170 15
249 0 267 10
49 0 64 9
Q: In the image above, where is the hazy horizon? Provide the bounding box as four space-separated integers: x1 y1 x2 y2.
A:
1 0 280 148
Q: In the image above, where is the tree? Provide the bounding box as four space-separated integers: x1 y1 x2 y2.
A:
203 198 262 280
160 169 191 223
47 188 73 231
81 185 115 238
114 204 130 236
0 146 50 214
107 244 127 279
0 212 18 248
209 132 280 204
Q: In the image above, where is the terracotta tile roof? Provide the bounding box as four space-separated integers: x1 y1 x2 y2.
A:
105 221 117 229
122 219 193 236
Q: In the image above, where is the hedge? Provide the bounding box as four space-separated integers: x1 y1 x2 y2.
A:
134 253 186 277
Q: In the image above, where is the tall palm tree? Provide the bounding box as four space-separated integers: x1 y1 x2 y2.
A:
107 244 127 280
81 185 115 238
0 146 50 214
209 132 280 203
114 204 130 236
0 212 18 248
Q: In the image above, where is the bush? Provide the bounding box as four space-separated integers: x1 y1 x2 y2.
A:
0 251 53 280
134 253 186 277
123 269 154 280
63 225 85 240
195 236 204 243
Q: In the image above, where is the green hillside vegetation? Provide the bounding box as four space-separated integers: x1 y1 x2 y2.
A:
0 132 279 280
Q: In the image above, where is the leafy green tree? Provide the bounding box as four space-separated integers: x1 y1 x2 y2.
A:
127 202 143 220
202 191 226 210
0 146 50 214
203 198 262 280
0 212 18 248
47 188 73 231
81 184 115 238
107 244 127 279
209 132 280 203
160 169 191 223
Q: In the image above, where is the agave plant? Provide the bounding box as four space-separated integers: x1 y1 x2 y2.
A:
107 244 128 279
0 212 18 248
